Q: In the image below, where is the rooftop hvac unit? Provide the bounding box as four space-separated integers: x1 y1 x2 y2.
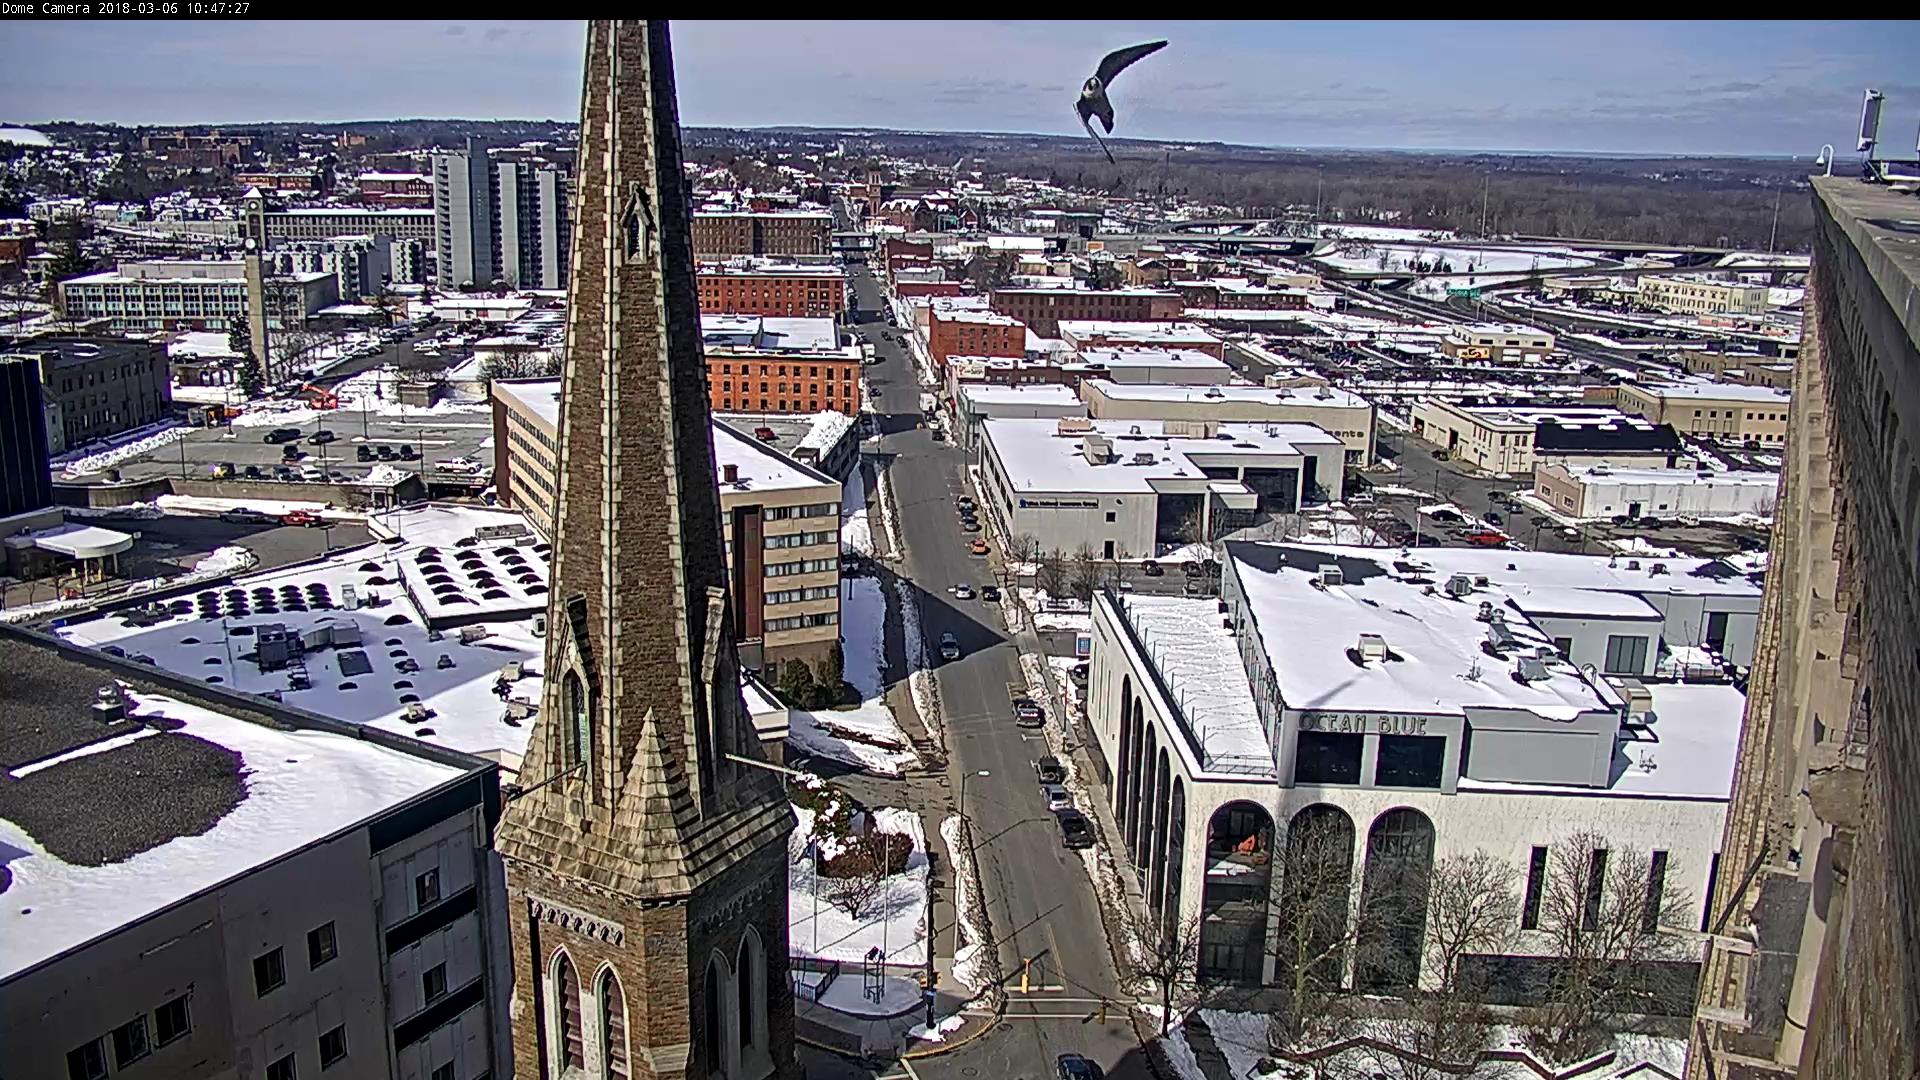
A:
91 684 128 724
1319 563 1344 587
1649 562 1669 576
1626 559 1642 571
1476 600 1495 621
1315 387 1334 400
1275 387 1294 398
1130 452 1157 466
1516 656 1551 683
1356 633 1389 663
1486 622 1521 651
1056 416 1093 436
1621 680 1655 720
1129 424 1143 436
500 661 524 681
404 702 430 722
1204 386 1225 398
532 613 548 637
1445 572 1477 598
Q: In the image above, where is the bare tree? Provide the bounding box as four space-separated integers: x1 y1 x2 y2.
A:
1525 831 1695 1064
1006 532 1042 566
1036 549 1069 599
821 864 887 920
1125 909 1205 1036
1425 850 1520 991
1268 813 1368 1048
1067 543 1103 601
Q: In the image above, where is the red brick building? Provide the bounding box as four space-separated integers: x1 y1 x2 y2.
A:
355 171 431 206
929 307 1025 368
706 350 863 415
698 260 846 318
988 287 1182 337
235 170 325 193
692 210 832 257
1173 280 1311 310
896 280 965 299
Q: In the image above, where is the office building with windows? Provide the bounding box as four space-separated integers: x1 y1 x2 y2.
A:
432 140 573 290
1088 541 1757 991
0 628 511 1080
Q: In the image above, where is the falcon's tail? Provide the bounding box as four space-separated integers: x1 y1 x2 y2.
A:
1080 112 1116 165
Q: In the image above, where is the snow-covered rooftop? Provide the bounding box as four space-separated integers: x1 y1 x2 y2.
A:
1082 378 1371 411
955 383 1084 410
1057 320 1221 344
1075 347 1232 373
1569 466 1780 489
700 314 840 352
1117 596 1273 777
983 417 1341 495
0 685 463 981
1633 382 1793 404
714 421 838 494
1228 544 1613 721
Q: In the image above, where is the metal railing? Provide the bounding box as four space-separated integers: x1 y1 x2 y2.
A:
1103 587 1274 777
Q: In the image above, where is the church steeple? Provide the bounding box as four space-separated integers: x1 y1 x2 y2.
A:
497 22 797 1080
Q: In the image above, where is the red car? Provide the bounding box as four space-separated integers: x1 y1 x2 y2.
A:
282 510 321 527
1464 531 1508 547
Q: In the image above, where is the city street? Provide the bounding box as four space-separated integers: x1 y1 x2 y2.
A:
822 265 1145 1080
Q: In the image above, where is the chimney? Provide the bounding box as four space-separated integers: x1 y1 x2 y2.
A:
722 463 740 483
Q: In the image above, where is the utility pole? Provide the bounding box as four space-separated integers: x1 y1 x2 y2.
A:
1767 185 1782 255
1480 172 1491 238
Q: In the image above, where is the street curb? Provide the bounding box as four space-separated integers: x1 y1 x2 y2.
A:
899 1006 1005 1060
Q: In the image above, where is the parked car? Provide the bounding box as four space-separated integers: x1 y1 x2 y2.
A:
1058 1052 1103 1080
242 465 263 479
968 539 989 556
1012 697 1044 728
956 496 976 513
980 584 1001 602
953 583 975 600
281 444 304 461
398 444 418 460
308 429 337 445
282 510 321 527
961 518 981 533
1042 784 1073 812
273 465 295 481
1428 508 1463 523
1484 511 1503 526
376 444 398 461
1183 578 1209 597
1057 811 1095 850
1347 491 1375 506
1140 559 1164 577
356 445 375 462
263 427 303 444
939 632 960 661
209 462 235 479
1034 755 1066 784
219 508 268 524
1464 531 1509 547
1069 661 1089 685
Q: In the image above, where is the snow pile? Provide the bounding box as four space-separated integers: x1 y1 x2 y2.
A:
799 410 855 455
166 330 241 358
841 575 888 700
157 494 351 518
908 1014 967 1043
1017 588 1093 633
1605 536 1684 558
56 423 189 478
938 815 999 999
787 700 919 776
1366 484 1433 498
789 804 930 966
66 502 163 520
227 367 490 429
1162 1011 1286 1080
350 463 411 487
192 545 258 576
841 466 873 556
874 459 904 555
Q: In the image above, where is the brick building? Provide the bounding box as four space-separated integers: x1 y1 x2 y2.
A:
929 307 1025 369
895 280 965 300
355 172 432 207
3 336 171 452
1056 320 1225 359
989 287 1182 337
493 23 799 1080
699 315 861 415
698 258 846 318
693 210 832 258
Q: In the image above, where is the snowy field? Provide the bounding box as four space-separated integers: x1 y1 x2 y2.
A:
787 700 918 777
789 803 929 966
841 576 887 699
1316 244 1595 275
841 465 873 556
228 368 491 429
55 505 548 765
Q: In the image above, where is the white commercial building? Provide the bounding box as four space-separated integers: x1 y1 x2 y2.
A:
1073 347 1232 385
978 417 1346 560
1638 274 1770 316
1534 463 1781 521
1087 541 1752 989
0 631 512 1080
951 383 1086 450
1080 379 1376 466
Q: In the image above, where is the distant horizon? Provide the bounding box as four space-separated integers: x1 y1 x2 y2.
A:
0 119 1852 164
0 21 1912 157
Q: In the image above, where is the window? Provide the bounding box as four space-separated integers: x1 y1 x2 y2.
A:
68 1038 108 1080
1644 851 1670 933
430 1065 455 1080
1521 846 1548 929
415 867 441 909
1373 735 1444 788
267 1054 297 1080
1583 848 1610 931
1105 511 1116 523
112 1016 150 1068
155 994 191 1045
422 962 448 1005
1603 634 1649 675
1293 731 1363 785
319 1025 347 1069
307 921 338 968
254 947 286 996
1552 637 1573 660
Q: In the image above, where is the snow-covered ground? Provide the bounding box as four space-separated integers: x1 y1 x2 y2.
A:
841 465 874 557
842 576 887 699
787 700 918 776
1316 243 1593 275
228 367 491 429
1017 588 1093 633
157 494 360 519
789 804 929 966
938 815 995 997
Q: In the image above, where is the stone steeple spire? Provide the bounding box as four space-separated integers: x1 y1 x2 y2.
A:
497 22 797 1080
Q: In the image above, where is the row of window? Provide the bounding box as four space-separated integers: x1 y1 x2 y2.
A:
66 994 191 1080
1519 844 1670 934
763 502 837 522
765 557 837 578
713 363 855 378
766 583 839 606
716 399 852 414
717 381 855 395
766 611 839 632
764 530 837 550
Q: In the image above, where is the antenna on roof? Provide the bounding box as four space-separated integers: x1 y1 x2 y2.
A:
1859 88 1885 157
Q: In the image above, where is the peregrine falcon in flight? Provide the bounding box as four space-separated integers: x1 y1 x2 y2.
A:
1076 40 1168 164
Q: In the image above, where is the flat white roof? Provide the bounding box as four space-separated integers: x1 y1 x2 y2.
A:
1507 586 1663 620
1119 596 1274 776
1636 382 1792 403
984 417 1339 495
957 383 1084 409
1450 404 1654 430
492 377 562 429
0 689 462 980
1230 545 1613 721
273 207 431 217
1572 466 1780 488
1083 378 1370 410
11 522 134 560
713 421 838 494
1058 320 1220 343
700 314 839 352
1076 347 1230 371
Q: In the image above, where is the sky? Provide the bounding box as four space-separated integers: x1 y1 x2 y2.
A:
1 20 1915 157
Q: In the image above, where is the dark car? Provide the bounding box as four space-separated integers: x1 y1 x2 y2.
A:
1057 812 1094 850
281 444 304 461
398 444 418 460
1058 1055 1103 1080
956 496 976 513
1484 511 1503 526
1013 697 1044 728
980 584 1001 602
377 444 398 460
242 464 263 479
219 508 269 525
263 427 303 444
962 519 982 533
357 445 375 462
1140 560 1164 577
308 429 337 445
1035 755 1067 785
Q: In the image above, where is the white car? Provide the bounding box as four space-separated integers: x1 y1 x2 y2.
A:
1042 785 1073 812
953 583 975 600
1347 491 1375 506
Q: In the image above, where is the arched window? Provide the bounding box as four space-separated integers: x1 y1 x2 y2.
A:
1356 807 1436 992
1163 779 1187 939
1149 748 1172 916
601 969 629 1079
566 671 590 768
703 955 727 1076
736 932 762 1051
1281 804 1357 991
555 951 585 1071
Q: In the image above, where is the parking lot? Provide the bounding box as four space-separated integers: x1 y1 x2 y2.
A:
88 409 495 487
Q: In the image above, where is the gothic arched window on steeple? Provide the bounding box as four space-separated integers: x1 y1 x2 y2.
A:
736 936 755 1049
601 968 630 1080
703 954 727 1077
555 950 585 1071
566 671 591 769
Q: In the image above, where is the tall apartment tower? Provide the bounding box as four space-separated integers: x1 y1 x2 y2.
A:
493 21 798 1080
433 139 573 290
241 187 273 380
1686 178 1920 1077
